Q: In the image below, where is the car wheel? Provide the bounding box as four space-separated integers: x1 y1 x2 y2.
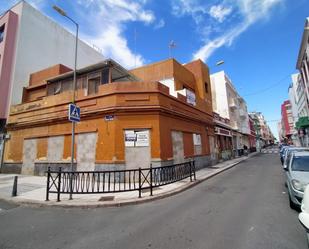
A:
289 194 298 210
285 182 287 188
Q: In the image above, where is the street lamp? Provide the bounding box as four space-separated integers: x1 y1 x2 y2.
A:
53 5 79 200
215 60 224 66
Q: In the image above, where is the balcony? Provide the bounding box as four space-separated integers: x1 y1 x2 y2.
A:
239 109 247 118
229 99 237 109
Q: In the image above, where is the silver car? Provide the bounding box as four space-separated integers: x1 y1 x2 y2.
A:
283 147 309 170
285 151 309 209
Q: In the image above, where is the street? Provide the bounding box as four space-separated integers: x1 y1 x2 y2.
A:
0 153 306 249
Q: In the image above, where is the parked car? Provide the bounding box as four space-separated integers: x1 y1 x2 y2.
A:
298 185 309 246
285 151 309 209
280 145 290 165
283 147 309 170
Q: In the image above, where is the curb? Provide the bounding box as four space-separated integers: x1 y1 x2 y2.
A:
0 153 258 208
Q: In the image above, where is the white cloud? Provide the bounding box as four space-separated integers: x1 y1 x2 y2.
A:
209 5 232 23
73 0 156 68
193 0 283 61
171 0 208 24
154 19 165 29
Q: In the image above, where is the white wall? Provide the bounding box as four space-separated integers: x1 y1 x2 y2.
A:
9 2 104 105
210 71 229 119
293 73 309 118
289 76 299 125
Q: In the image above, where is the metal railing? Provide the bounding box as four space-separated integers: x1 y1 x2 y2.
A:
46 161 196 201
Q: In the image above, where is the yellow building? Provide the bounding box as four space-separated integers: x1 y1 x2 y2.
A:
2 58 214 175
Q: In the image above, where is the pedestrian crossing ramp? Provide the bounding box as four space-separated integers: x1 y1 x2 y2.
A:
261 148 279 154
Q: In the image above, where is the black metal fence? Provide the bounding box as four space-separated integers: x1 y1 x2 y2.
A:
46 161 196 201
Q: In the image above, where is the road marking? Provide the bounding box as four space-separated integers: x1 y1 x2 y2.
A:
249 226 255 232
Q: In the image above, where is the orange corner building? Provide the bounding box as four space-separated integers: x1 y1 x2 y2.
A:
2 58 214 175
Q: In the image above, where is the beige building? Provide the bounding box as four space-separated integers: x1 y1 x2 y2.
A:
210 71 250 156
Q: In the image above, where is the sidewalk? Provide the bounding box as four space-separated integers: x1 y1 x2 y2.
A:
0 153 258 208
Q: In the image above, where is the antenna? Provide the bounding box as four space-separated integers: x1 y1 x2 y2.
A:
134 28 137 68
169 40 176 58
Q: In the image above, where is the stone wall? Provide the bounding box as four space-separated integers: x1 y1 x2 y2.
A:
22 138 37 175
1 163 22 174
172 131 184 164
47 136 64 161
34 162 77 176
77 132 97 171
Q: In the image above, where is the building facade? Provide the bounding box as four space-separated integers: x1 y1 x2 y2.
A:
295 18 309 147
296 17 309 109
210 71 250 157
0 1 104 126
280 100 294 143
0 1 104 166
249 112 274 150
2 58 214 175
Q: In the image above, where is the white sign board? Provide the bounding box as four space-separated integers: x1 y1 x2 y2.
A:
124 130 150 147
135 130 149 147
186 89 196 106
193 133 201 145
125 130 136 147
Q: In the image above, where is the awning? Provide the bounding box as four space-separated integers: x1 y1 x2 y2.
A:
296 116 309 129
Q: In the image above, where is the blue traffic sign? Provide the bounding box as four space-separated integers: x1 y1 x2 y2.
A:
68 103 80 122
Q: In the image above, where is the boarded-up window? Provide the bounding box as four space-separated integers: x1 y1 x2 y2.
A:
88 72 101 95
47 81 61 95
101 68 109 84
193 133 202 155
61 79 73 92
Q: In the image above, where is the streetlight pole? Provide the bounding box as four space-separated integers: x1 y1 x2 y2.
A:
53 5 78 200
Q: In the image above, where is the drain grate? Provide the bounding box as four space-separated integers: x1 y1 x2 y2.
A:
98 196 115 201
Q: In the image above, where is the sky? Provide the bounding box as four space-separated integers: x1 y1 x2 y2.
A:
1 0 309 139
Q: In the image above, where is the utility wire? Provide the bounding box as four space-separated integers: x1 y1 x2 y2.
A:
242 73 292 97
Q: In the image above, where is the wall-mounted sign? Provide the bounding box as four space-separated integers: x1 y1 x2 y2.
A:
193 133 201 145
104 115 114 121
215 126 232 137
186 88 196 106
125 130 136 147
136 131 149 147
125 130 150 147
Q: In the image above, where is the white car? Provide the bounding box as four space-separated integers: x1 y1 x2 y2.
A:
299 185 309 246
285 151 309 209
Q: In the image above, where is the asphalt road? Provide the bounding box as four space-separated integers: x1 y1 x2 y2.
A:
0 153 307 249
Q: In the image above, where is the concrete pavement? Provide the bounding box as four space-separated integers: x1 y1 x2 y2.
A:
0 153 258 207
0 152 305 249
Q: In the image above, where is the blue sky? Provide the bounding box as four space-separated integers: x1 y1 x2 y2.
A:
1 0 309 139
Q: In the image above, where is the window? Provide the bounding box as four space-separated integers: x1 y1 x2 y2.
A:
47 82 61 95
0 25 4 43
205 82 209 93
101 68 109 84
77 76 87 89
88 72 101 95
61 79 73 92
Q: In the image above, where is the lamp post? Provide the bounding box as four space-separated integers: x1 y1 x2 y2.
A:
53 5 79 200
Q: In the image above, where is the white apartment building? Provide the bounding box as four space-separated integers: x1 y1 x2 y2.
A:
0 1 104 168
210 71 250 156
288 74 308 146
0 1 104 124
296 17 309 111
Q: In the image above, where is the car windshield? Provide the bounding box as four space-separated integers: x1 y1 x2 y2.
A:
291 156 309 171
